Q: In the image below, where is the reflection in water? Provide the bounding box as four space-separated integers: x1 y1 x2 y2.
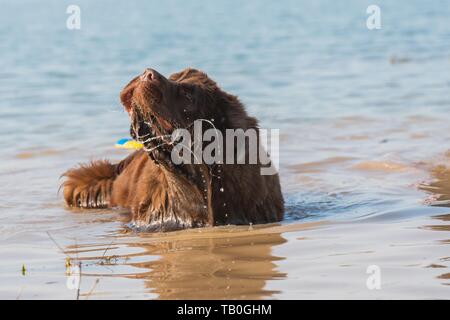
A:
420 165 450 207
67 226 288 299
416 165 450 286
419 170 450 287
131 232 287 299
59 215 450 299
423 213 450 286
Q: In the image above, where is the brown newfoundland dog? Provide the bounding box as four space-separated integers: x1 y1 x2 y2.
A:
63 68 284 231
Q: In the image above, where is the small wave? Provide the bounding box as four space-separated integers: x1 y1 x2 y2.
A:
357 206 450 223
390 55 411 65
283 191 398 222
351 160 409 172
289 156 355 173
15 149 63 159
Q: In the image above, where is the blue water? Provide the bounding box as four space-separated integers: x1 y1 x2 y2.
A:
1 0 450 222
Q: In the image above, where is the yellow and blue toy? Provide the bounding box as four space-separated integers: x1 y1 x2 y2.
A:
115 138 143 150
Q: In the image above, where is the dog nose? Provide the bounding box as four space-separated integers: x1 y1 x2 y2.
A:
140 68 156 82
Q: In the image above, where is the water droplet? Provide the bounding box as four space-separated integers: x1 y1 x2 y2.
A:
203 205 207 209
223 203 227 207
220 188 224 192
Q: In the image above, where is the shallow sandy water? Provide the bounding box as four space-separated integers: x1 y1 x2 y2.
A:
1 0 450 299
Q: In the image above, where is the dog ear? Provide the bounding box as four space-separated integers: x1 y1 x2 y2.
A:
219 92 259 130
169 68 198 82
169 68 214 87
